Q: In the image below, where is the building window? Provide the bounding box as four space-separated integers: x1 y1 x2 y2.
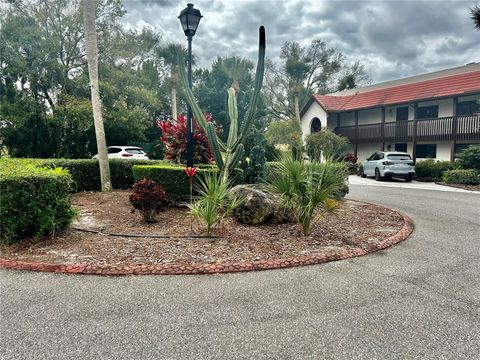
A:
396 107 409 121
395 143 408 152
456 100 480 116
416 144 437 158
417 105 439 119
310 117 321 133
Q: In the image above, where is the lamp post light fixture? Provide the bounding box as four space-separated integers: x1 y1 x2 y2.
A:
178 3 202 167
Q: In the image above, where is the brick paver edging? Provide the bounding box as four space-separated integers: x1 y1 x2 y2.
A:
0 203 414 276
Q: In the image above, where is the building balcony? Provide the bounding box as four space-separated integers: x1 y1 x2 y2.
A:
334 114 480 144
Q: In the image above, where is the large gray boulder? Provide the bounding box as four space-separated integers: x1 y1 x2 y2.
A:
230 184 292 225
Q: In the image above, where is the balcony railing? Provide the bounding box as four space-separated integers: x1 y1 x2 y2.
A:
334 115 480 144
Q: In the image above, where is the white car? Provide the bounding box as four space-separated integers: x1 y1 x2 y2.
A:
359 151 415 182
92 146 149 160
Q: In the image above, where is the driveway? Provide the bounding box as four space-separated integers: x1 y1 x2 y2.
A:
348 174 475 192
1 185 479 359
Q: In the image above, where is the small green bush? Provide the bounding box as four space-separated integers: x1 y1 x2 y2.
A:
133 164 244 202
457 145 480 172
0 159 76 244
442 169 479 185
414 159 456 182
305 129 351 161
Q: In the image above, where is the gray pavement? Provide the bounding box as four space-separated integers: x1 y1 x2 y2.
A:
1 182 479 359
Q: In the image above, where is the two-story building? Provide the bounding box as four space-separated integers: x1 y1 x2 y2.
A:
300 63 480 162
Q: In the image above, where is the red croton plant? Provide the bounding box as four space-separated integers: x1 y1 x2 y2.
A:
157 113 221 164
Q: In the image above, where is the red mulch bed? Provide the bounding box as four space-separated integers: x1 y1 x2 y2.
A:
0 191 405 266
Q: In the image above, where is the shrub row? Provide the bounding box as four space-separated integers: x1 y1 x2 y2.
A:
443 169 479 185
0 159 76 244
132 165 243 202
7 158 168 192
414 159 456 182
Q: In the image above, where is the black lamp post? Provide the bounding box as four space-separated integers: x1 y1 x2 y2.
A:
178 3 202 167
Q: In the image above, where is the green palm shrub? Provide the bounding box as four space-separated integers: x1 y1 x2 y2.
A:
188 173 241 237
269 154 348 235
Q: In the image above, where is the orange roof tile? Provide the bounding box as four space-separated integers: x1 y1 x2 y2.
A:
312 70 480 112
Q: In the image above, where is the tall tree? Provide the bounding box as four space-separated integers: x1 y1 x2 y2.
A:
280 42 311 122
264 40 370 121
84 0 111 191
157 44 187 120
1 0 164 158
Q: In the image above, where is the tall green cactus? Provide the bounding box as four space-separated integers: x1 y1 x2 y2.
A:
177 26 266 181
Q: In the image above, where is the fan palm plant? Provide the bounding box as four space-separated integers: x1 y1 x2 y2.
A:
269 153 348 235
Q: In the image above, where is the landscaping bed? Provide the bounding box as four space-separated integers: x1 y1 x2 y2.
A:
436 182 480 192
0 191 408 270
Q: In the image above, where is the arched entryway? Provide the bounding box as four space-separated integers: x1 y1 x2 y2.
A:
310 117 321 133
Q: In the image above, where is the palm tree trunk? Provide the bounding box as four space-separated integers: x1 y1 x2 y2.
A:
84 0 111 191
171 68 178 120
294 93 300 123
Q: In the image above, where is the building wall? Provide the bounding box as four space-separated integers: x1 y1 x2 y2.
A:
300 102 327 139
417 98 452 117
339 112 355 126
358 108 382 124
385 104 414 121
357 143 384 162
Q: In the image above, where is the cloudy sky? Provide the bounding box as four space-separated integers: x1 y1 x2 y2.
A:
121 0 479 84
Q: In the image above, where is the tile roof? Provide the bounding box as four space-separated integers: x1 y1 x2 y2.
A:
311 70 480 112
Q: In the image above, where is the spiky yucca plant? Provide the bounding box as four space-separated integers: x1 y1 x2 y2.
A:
188 172 241 237
177 26 266 181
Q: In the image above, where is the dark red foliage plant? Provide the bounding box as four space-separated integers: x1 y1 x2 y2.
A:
157 113 221 164
129 179 167 223
344 153 358 163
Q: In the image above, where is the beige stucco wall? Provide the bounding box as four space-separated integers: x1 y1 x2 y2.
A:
417 99 453 118
356 143 383 162
358 108 382 124
300 102 327 139
385 105 414 121
339 112 355 126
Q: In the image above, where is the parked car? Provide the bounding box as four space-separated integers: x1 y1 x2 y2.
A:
359 151 415 182
92 146 149 160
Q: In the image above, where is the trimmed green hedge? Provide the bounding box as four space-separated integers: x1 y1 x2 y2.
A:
0 159 76 244
443 169 479 185
414 159 456 182
7 158 167 192
133 164 244 202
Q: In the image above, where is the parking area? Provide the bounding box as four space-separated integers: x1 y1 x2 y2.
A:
348 175 473 192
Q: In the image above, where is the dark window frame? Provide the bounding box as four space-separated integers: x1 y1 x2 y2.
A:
417 105 439 120
456 100 480 116
310 117 322 133
416 144 437 158
395 143 408 152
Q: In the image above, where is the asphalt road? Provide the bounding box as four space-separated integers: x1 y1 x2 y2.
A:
1 180 479 360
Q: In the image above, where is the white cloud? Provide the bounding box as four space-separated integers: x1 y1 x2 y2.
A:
121 0 480 83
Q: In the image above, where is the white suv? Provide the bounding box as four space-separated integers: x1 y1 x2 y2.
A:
360 151 415 182
92 146 149 160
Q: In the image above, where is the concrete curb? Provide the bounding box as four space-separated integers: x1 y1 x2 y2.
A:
0 204 414 276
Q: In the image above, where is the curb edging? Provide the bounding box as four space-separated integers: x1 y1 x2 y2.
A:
0 206 414 276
